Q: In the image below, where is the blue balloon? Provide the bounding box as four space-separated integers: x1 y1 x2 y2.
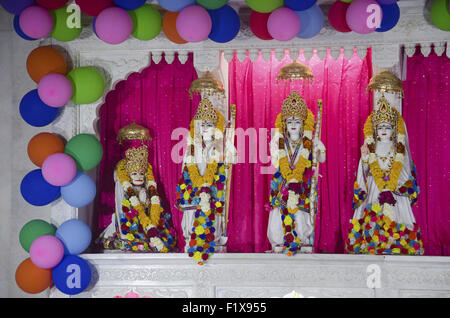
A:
295 5 324 39
19 90 60 127
208 4 240 43
52 255 92 295
158 0 195 12
285 0 317 11
376 3 400 32
20 169 61 206
13 15 37 41
113 0 146 10
56 219 92 255
61 172 96 208
0 0 35 15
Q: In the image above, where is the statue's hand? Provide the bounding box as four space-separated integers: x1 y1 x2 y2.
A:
139 189 147 203
361 143 369 159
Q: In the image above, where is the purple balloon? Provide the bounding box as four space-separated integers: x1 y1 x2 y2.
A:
95 7 133 44
346 0 383 34
38 73 72 108
0 0 35 15
267 7 300 41
19 6 53 39
376 0 398 4
30 235 64 269
42 153 77 186
176 5 212 43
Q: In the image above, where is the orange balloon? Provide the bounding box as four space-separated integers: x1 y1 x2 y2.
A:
27 132 65 167
26 46 67 84
162 11 187 44
15 258 52 294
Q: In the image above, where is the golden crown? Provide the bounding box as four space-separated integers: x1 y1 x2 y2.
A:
281 90 308 121
124 146 148 173
193 98 218 123
372 96 398 127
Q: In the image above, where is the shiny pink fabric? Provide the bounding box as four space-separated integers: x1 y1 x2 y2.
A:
227 49 373 253
96 53 198 252
403 47 450 256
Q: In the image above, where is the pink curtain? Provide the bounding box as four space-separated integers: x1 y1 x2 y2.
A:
96 53 198 252
403 47 450 256
227 49 373 253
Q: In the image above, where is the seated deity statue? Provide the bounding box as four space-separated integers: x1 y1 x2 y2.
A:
99 123 177 252
267 91 326 255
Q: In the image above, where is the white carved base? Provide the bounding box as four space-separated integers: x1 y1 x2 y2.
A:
49 253 450 298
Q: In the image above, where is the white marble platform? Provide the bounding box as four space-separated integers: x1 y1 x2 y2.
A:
49 253 450 298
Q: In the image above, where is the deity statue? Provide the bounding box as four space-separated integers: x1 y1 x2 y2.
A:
99 123 177 252
346 71 424 255
267 91 326 255
176 98 232 264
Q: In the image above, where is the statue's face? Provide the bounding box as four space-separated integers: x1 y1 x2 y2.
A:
285 116 303 138
200 120 215 142
376 122 393 142
130 169 145 186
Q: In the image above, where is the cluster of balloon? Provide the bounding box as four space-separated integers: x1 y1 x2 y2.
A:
248 0 324 41
329 0 400 34
16 219 92 295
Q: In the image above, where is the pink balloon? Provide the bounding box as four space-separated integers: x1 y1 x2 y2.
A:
176 5 212 43
328 1 352 33
38 74 72 108
19 6 53 39
346 0 383 34
30 235 64 269
42 153 77 186
95 7 132 44
267 7 300 41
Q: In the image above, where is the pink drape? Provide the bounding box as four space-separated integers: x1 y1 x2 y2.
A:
227 49 372 253
96 53 198 252
403 47 450 256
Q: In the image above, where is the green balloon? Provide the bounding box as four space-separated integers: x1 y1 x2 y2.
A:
67 67 105 104
19 220 57 253
50 5 82 42
340 0 354 3
430 0 450 31
65 134 103 171
128 4 162 41
245 0 284 13
196 0 229 10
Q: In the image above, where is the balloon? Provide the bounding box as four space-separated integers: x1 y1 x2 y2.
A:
20 169 61 206
328 0 352 33
61 172 97 208
56 219 92 255
162 11 188 44
341 0 355 2
95 7 132 44
208 5 240 43
0 0 35 15
19 219 57 253
346 0 382 34
196 0 229 10
50 5 83 41
13 15 37 41
114 0 146 10
128 4 162 41
296 4 324 39
37 73 72 108
285 0 317 11
42 153 77 186
176 5 212 42
19 89 60 127
158 0 195 12
376 0 398 4
75 0 114 16
52 255 92 295
26 46 67 83
64 134 103 171
27 132 65 167
15 258 52 294
430 0 450 31
249 10 273 40
245 0 284 13
376 3 400 32
66 67 105 104
19 6 53 39
267 7 300 41
30 235 64 269
36 0 68 10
